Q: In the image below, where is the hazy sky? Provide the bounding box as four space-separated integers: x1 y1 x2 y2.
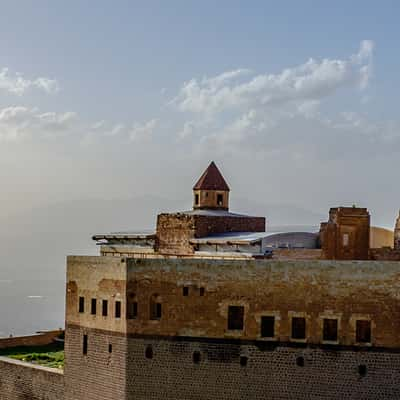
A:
1 1 400 226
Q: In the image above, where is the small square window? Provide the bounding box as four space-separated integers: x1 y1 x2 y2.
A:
291 317 306 340
323 318 338 342
356 320 371 343
261 316 275 338
228 306 244 330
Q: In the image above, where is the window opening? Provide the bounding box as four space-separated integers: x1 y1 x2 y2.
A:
91 298 97 315
323 318 338 341
102 300 108 317
291 317 306 339
183 287 189 296
115 301 121 318
83 335 88 355
356 320 371 343
78 296 85 313
261 316 275 338
228 306 244 330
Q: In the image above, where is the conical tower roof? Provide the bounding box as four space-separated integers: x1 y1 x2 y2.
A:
193 161 230 191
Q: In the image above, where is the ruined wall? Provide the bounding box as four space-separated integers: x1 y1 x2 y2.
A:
0 356 64 400
0 330 62 349
156 214 196 255
156 213 265 255
271 249 322 260
369 248 400 261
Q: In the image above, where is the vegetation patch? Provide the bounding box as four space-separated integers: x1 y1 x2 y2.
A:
0 342 64 369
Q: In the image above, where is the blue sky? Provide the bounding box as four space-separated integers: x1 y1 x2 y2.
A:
0 1 399 226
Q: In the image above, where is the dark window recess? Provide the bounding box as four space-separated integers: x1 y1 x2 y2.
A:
323 318 338 341
78 296 85 313
150 298 162 320
192 351 201 364
127 301 138 319
296 356 304 367
102 300 108 317
195 194 199 205
183 287 189 296
228 306 244 330
108 344 112 353
358 364 367 377
291 317 306 339
356 320 371 343
240 356 248 367
261 316 275 338
91 299 97 315
199 287 205 296
83 335 88 355
145 345 153 359
217 194 223 205
115 301 121 318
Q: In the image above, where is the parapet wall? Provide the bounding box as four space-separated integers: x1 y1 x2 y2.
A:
0 356 64 400
0 330 62 349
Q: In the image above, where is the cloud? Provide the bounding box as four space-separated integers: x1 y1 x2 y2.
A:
0 68 59 95
0 107 76 141
172 41 374 117
129 119 157 141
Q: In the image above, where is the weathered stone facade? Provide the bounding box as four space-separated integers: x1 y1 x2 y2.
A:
320 207 370 260
63 256 400 399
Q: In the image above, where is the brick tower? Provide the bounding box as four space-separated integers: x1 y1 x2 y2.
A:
394 210 400 250
193 161 230 210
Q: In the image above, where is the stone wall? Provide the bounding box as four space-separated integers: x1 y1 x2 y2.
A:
64 325 126 400
0 356 64 399
0 330 62 349
65 327 400 400
156 213 265 255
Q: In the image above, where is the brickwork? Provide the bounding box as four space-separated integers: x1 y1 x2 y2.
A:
65 325 126 400
0 356 64 400
369 248 400 261
156 213 265 255
320 207 370 260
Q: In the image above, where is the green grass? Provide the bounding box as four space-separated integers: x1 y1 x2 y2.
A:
0 342 64 369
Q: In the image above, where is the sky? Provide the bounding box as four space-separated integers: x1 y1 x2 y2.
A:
1 0 400 227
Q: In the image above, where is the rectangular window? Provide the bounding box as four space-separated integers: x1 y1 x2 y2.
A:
91 298 97 315
115 301 121 318
183 287 189 296
195 194 199 205
78 296 85 313
127 301 138 319
356 320 371 343
323 318 338 341
199 287 205 296
261 316 275 338
228 306 244 330
102 300 108 317
343 233 349 247
217 194 223 205
291 317 306 339
83 334 88 355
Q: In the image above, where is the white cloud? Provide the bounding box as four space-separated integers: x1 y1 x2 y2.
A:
172 41 374 117
129 119 157 141
0 68 59 95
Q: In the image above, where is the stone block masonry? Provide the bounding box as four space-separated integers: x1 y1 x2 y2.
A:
0 356 64 400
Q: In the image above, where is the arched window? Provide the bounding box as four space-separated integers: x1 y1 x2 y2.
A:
149 294 162 320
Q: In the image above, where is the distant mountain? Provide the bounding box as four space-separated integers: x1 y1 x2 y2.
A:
0 195 323 280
